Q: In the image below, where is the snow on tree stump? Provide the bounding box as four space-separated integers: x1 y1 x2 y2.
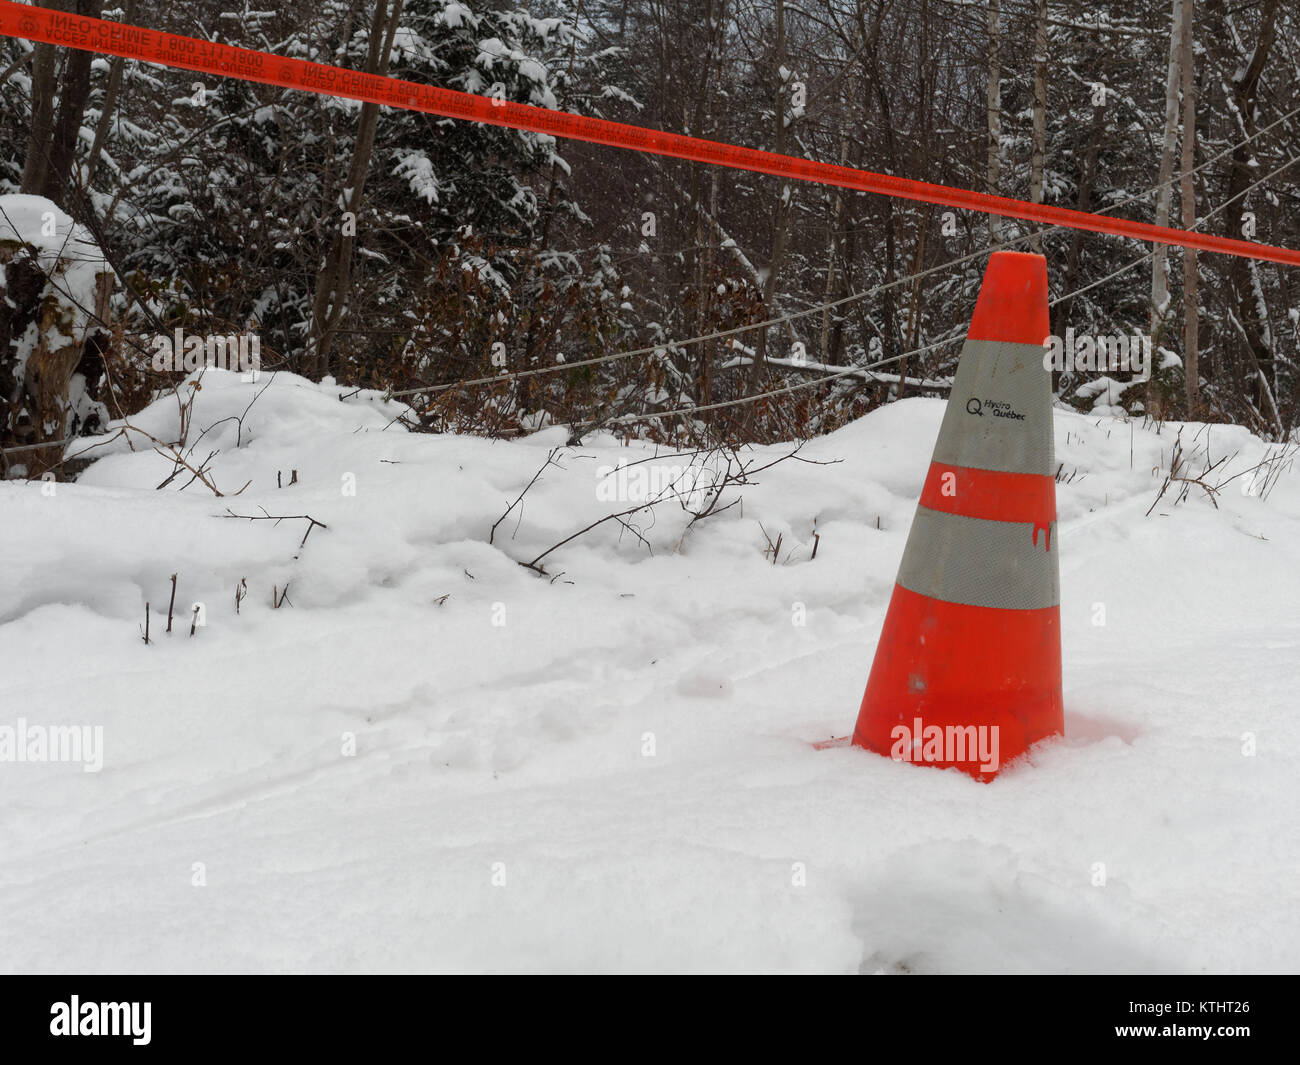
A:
0 194 115 479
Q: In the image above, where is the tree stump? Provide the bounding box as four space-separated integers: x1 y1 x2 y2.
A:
0 196 115 479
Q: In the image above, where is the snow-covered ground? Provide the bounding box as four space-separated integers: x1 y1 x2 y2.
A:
2 371 1297 973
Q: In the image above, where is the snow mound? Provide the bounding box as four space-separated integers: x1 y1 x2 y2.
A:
1 378 1298 973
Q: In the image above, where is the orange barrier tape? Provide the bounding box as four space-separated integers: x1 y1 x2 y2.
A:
3 1 1299 268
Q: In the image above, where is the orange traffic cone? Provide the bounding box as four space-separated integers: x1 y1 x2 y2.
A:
852 250 1062 780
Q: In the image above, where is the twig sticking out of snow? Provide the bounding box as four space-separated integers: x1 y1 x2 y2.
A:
222 508 328 552
491 446 566 545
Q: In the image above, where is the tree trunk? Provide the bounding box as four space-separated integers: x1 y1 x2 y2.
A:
1029 0 1047 254
746 0 792 427
820 88 854 364
693 0 726 412
699 159 721 409
1052 102 1106 350
84 0 137 187
821 0 873 366
306 0 405 381
873 68 901 387
1225 0 1280 428
38 0 103 205
19 41 58 197
1150 0 1182 353
829 155 859 367
897 212 929 398
1179 0 1199 415
985 0 1002 244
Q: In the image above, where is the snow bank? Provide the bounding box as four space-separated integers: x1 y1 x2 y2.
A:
1 372 1297 973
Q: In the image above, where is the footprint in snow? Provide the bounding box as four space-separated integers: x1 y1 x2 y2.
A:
675 668 734 699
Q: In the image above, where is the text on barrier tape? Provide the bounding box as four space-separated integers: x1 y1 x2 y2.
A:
2 1 1299 268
